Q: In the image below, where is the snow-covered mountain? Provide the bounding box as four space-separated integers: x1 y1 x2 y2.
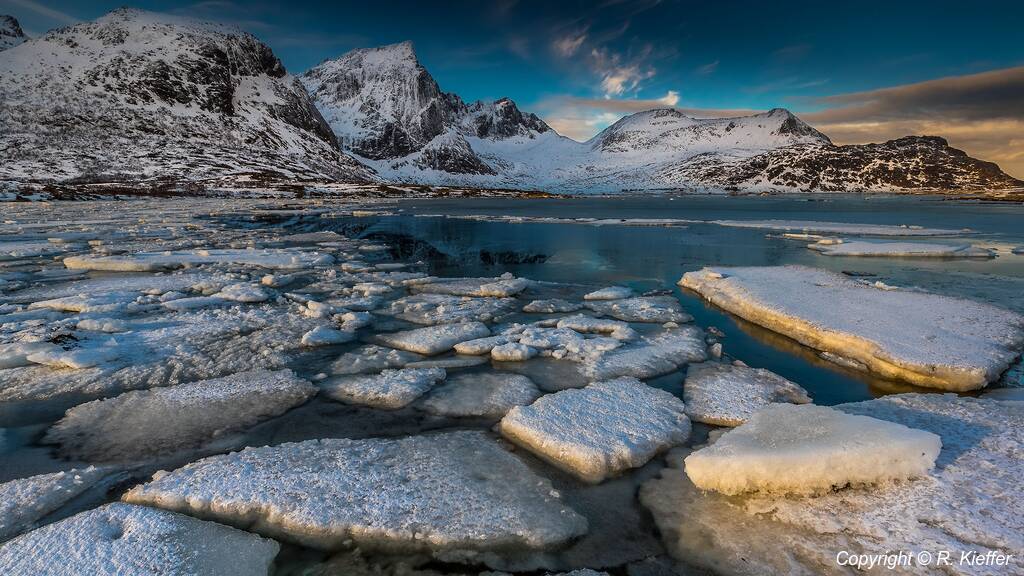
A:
0 8 373 188
303 41 1021 194
0 15 27 50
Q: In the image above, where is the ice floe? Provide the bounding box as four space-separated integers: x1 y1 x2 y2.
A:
0 503 279 576
63 248 334 272
418 372 541 418
584 296 692 323
809 240 993 258
320 367 446 409
492 342 539 362
411 274 530 297
641 394 1024 575
555 315 637 341
680 265 1024 390
500 378 690 483
683 362 811 426
328 344 424 375
45 370 315 461
123 431 587 552
377 322 491 355
0 467 107 542
301 325 356 346
685 403 941 495
711 219 966 236
384 294 517 325
583 326 706 380
583 286 634 301
523 299 583 313
0 342 59 369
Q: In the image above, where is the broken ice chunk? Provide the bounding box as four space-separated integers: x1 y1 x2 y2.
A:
584 296 692 323
123 431 587 552
45 370 315 461
377 322 491 355
0 342 60 369
0 503 279 575
411 275 530 297
523 299 584 313
491 342 538 362
215 283 272 303
301 326 356 346
320 367 446 409
556 314 638 341
0 467 107 541
683 362 811 426
328 344 424 375
684 403 941 495
63 248 333 272
583 326 706 380
583 286 634 301
500 377 691 483
680 265 1024 390
418 372 541 418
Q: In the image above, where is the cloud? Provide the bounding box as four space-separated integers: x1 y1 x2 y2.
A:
696 59 719 75
800 66 1024 177
591 45 656 96
552 28 588 57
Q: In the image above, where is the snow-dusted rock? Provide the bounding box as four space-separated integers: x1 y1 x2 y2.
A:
320 367 446 409
584 296 692 323
685 403 941 495
419 372 541 418
0 503 279 575
0 467 107 542
680 266 1024 390
809 240 993 258
301 325 356 346
385 293 517 325
683 362 811 426
124 431 587 552
491 342 538 362
583 326 706 380
500 378 690 483
641 394 1024 575
378 322 491 355
523 299 583 314
583 286 634 301
64 249 333 272
328 344 424 375
45 370 315 461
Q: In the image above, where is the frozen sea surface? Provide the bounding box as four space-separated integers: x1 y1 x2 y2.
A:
1 195 1022 575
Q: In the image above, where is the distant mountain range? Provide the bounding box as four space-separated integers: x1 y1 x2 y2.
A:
1 10 1021 195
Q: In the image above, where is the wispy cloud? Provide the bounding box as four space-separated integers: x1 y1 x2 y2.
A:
552 27 588 57
591 45 656 96
2 0 79 33
696 59 719 75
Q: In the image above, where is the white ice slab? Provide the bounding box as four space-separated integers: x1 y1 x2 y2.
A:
711 219 966 236
809 240 993 258
411 275 530 297
385 294 517 325
0 503 279 576
584 296 692 323
583 286 635 301
500 378 691 483
641 394 1024 575
680 265 1024 390
556 314 638 341
328 344 424 375
523 299 583 313
418 372 541 418
123 431 587 552
64 249 333 271
685 403 941 495
377 322 491 355
583 326 707 380
683 362 811 426
491 342 538 362
0 467 107 542
45 370 315 461
301 326 356 346
0 342 59 369
321 367 446 409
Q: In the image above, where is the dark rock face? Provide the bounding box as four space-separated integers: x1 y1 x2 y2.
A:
667 136 1024 192
0 8 371 185
0 14 27 50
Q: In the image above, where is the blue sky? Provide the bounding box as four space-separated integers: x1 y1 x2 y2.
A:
3 0 1023 175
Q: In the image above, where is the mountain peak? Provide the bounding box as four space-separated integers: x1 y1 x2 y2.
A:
0 14 27 50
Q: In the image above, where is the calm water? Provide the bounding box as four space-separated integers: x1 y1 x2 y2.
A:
324 194 1024 405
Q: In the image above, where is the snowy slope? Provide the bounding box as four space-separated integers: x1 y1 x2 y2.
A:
302 42 1022 194
0 8 374 186
0 15 26 51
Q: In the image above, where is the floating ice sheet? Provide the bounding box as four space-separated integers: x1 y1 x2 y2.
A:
418 372 541 418
0 467 107 542
680 265 1024 390
377 322 491 355
64 248 333 271
124 431 587 552
809 240 993 258
321 367 446 409
683 362 811 426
